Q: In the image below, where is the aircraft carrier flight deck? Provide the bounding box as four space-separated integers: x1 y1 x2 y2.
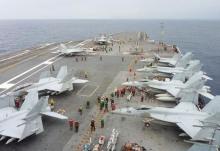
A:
0 32 192 151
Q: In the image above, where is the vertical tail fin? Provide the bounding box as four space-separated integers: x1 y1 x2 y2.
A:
173 53 181 60
20 89 49 118
60 44 67 50
20 90 39 111
202 96 220 113
176 52 193 67
172 73 185 82
185 71 212 89
25 95 49 118
187 60 202 74
56 66 68 80
178 90 199 104
153 53 161 60
184 71 203 88
23 90 67 120
172 73 186 82
174 60 202 82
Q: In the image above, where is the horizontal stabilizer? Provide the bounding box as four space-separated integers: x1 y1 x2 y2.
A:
57 66 68 80
72 78 88 84
153 53 161 60
41 111 68 120
178 91 199 104
167 88 180 97
39 71 51 80
172 73 185 82
202 74 213 80
60 44 67 50
174 102 198 111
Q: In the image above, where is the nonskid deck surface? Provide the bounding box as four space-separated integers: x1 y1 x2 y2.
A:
0 32 187 151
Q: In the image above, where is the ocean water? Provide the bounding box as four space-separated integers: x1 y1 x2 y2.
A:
0 20 219 94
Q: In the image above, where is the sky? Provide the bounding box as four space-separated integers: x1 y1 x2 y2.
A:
0 0 219 20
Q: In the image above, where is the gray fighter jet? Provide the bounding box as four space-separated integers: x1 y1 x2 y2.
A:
58 41 94 56
94 34 112 45
123 71 213 101
140 52 193 67
137 60 202 80
0 90 67 144
28 66 88 95
112 93 220 141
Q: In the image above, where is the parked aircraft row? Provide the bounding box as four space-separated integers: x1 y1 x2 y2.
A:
0 65 88 143
0 33 112 144
113 51 220 150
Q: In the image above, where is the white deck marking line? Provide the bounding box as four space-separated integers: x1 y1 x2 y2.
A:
76 84 99 97
76 84 88 95
38 46 47 49
50 47 58 50
0 50 30 62
72 39 92 48
37 43 54 49
44 61 53 65
0 83 15 89
1 49 53 70
66 41 73 44
0 54 60 90
88 85 99 97
0 57 62 95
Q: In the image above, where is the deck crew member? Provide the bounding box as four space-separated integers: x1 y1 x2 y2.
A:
78 106 83 115
104 100 108 112
141 95 144 102
101 119 104 128
68 119 74 130
90 119 96 132
86 100 90 109
15 98 20 109
75 121 79 133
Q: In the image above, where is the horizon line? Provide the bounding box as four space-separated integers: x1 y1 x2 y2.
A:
0 18 219 21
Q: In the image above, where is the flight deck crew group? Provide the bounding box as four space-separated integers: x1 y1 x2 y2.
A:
66 43 128 136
